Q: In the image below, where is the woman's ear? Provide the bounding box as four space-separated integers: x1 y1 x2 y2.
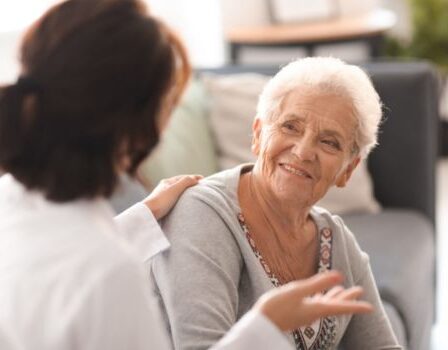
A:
335 156 361 188
251 117 262 156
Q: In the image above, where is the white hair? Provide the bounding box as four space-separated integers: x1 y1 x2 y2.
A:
256 57 382 159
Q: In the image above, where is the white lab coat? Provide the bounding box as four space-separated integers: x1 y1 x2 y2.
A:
0 320 23 350
0 174 292 350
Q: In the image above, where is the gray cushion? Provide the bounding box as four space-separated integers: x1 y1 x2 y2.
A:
338 300 408 350
342 210 434 350
383 301 408 350
110 175 148 214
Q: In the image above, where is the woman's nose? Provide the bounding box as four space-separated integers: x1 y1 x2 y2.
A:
292 137 317 162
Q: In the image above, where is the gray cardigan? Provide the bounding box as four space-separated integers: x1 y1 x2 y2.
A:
152 165 401 350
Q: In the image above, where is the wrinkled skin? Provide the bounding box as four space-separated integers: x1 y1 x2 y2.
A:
251 87 361 221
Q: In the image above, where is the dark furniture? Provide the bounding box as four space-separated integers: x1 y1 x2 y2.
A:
226 9 395 63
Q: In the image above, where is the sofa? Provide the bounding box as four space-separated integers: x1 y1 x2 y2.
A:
111 61 438 350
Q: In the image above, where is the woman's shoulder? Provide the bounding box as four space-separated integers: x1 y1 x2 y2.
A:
155 169 245 283
160 166 248 250
163 164 248 225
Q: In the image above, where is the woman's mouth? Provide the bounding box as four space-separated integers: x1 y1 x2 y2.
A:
279 163 313 179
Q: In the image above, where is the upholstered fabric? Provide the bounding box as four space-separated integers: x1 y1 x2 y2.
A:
342 210 435 350
110 174 147 214
138 80 219 189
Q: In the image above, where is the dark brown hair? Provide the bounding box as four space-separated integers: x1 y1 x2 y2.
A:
0 0 190 202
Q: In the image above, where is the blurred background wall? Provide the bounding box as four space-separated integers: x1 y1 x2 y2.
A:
0 0 413 81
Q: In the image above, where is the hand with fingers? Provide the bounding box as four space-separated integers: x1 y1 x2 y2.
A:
253 271 373 332
143 175 203 220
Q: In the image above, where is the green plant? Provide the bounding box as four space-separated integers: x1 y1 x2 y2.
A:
385 0 448 72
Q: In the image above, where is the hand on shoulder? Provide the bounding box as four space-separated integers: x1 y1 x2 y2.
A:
143 175 203 220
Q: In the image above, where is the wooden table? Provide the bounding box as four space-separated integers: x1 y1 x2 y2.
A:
226 9 396 63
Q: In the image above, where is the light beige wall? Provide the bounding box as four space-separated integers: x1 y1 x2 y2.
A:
379 0 412 41
146 0 225 67
0 0 413 78
0 0 63 83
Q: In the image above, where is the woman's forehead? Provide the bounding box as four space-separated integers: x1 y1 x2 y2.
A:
277 113 354 141
276 89 356 125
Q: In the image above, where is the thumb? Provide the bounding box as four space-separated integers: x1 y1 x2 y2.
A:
179 175 201 186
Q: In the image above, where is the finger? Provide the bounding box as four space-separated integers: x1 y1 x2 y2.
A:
282 271 343 299
333 286 364 301
162 175 186 185
168 176 200 195
160 175 197 187
179 175 201 186
170 174 203 185
322 285 345 300
317 300 374 316
307 292 324 302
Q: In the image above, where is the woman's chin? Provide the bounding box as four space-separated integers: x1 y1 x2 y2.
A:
273 183 313 207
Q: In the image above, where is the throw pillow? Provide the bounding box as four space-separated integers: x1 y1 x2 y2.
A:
138 79 219 189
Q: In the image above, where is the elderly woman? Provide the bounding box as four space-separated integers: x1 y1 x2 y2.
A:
153 57 401 350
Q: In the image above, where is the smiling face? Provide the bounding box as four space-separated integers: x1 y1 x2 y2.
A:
251 87 361 207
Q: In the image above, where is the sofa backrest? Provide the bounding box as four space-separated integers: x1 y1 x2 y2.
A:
200 61 439 227
362 61 438 228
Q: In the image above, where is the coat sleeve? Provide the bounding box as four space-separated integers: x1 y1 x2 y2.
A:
79 259 172 350
211 310 293 350
114 202 170 265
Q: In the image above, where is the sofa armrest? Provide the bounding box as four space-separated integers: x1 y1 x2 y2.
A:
363 61 439 227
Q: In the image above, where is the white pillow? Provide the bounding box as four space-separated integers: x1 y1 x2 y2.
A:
202 73 380 215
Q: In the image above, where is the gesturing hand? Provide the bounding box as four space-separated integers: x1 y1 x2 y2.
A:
143 175 203 220
254 271 373 332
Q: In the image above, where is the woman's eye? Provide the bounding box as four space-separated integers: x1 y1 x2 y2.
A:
322 139 340 150
281 122 297 132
